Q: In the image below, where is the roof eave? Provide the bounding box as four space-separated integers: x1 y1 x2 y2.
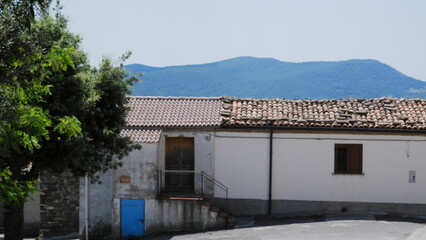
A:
220 125 426 135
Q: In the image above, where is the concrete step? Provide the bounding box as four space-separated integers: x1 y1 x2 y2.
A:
218 211 228 218
226 222 236 229
209 206 220 212
226 216 237 228
227 216 237 224
167 196 203 201
201 201 212 207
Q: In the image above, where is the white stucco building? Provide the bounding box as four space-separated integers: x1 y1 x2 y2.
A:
14 96 426 239
78 96 426 239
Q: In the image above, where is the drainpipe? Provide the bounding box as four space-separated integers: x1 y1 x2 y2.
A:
85 175 89 240
268 129 273 215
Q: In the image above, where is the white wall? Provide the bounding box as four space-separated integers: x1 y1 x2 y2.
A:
24 191 40 234
215 132 270 200
0 192 40 235
215 131 426 204
112 143 159 238
79 170 113 238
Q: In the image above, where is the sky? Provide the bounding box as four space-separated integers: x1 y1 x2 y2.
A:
61 0 426 81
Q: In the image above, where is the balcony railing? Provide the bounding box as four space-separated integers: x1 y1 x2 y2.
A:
157 170 228 211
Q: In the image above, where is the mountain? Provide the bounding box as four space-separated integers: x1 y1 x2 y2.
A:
125 57 426 99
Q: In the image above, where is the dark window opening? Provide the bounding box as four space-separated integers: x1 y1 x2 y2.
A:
334 144 362 175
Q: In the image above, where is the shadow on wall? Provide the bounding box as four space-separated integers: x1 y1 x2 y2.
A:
0 204 3 228
88 220 111 240
0 192 40 238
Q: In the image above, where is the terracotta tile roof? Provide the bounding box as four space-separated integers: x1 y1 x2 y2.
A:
122 97 222 142
126 96 222 127
221 97 426 130
122 96 426 143
121 129 161 143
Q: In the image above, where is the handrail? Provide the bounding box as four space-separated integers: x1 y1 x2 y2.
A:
160 169 203 173
202 171 228 191
202 171 228 211
157 169 229 211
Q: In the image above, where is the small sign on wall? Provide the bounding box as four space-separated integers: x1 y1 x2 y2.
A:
409 171 416 183
120 176 131 184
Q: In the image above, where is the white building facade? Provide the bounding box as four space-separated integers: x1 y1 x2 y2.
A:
37 96 426 239
215 130 426 216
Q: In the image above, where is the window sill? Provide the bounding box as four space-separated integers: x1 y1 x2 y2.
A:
332 172 365 176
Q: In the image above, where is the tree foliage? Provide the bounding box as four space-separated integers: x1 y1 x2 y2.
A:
0 0 139 213
1 1 140 238
0 0 49 29
0 169 38 207
0 0 80 207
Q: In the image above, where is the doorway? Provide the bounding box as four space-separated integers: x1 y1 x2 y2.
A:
165 137 195 192
120 199 145 238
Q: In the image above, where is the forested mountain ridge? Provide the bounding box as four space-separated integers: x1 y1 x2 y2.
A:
125 57 426 99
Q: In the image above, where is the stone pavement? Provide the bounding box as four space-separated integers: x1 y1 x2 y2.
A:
6 214 426 240
145 214 426 240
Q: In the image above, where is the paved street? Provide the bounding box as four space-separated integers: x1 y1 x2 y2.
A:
5 214 426 240
146 214 426 240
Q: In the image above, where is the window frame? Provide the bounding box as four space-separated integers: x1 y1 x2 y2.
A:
334 144 363 175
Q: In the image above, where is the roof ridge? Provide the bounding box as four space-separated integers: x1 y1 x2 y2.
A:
128 96 222 100
128 96 425 101
226 97 424 102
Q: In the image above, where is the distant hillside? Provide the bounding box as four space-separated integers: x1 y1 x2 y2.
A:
125 57 426 99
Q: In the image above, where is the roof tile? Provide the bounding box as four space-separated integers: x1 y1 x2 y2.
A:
126 96 222 127
121 129 161 143
221 97 426 130
122 97 222 143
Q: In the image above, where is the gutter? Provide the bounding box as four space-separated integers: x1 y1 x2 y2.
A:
268 129 273 215
122 125 222 130
85 176 89 240
220 125 426 135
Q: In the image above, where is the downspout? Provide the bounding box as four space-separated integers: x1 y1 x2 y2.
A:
268 129 273 215
85 175 89 240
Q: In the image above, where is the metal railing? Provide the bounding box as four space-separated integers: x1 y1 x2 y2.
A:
157 170 228 211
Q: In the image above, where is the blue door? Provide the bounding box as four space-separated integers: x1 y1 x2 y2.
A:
121 199 145 238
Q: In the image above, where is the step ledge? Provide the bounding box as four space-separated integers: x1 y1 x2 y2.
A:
168 197 204 201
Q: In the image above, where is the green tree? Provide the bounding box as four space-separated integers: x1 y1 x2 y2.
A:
0 2 139 239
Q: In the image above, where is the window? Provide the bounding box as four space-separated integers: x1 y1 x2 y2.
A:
334 144 362 174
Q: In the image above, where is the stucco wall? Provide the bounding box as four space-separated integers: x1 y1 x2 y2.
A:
23 192 40 236
79 170 113 239
111 131 216 238
0 192 40 237
112 143 159 238
0 205 2 227
215 132 270 200
215 131 426 208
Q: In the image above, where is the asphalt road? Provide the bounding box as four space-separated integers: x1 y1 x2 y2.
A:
146 214 426 240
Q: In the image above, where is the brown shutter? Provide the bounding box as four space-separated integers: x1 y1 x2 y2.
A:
335 144 363 174
165 137 194 171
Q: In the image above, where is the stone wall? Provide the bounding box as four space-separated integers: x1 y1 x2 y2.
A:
39 171 79 238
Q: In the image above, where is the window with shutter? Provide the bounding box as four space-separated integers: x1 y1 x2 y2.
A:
334 144 362 175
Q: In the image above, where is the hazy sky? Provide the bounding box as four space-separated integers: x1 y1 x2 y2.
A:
61 0 426 81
